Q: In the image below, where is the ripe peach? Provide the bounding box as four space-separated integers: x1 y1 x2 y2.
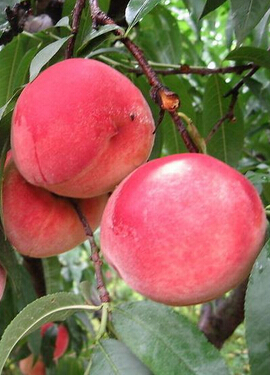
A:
41 323 69 359
19 355 45 375
11 58 155 198
0 265 6 300
100 154 267 306
2 158 108 258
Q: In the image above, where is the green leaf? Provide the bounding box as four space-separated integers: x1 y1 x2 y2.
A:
183 0 205 21
253 8 270 48
77 25 122 55
201 75 244 166
245 240 270 375
12 46 40 89
244 77 270 113
245 171 270 185
137 5 182 64
42 257 63 295
0 292 101 373
55 16 71 28
56 356 84 375
0 34 29 106
200 0 227 19
226 47 270 70
91 339 153 375
125 0 162 34
112 301 230 375
230 0 270 44
0 232 36 311
29 36 71 82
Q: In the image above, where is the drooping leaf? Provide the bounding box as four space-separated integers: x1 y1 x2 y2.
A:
200 0 227 19
245 240 270 375
112 301 230 375
91 339 153 375
201 75 244 166
226 47 270 70
230 0 270 44
125 0 162 34
29 36 71 82
0 292 101 373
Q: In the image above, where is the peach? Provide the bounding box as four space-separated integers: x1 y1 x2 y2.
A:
41 323 69 359
2 158 108 258
11 58 155 198
0 265 6 300
100 153 267 306
19 355 45 375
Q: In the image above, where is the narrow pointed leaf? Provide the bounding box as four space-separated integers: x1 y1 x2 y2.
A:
230 0 270 44
245 240 270 375
226 47 270 70
202 75 244 166
29 36 71 82
125 0 162 34
112 301 230 375
0 292 101 373
91 339 153 375
200 0 227 19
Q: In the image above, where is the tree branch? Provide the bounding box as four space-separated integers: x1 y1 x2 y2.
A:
199 279 248 349
125 63 254 77
71 200 110 304
88 0 198 153
65 0 86 59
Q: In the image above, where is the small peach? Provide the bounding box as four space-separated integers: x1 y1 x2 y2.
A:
2 158 108 257
19 355 45 375
41 323 69 359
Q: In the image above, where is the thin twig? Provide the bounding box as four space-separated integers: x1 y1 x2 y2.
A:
224 66 260 98
88 0 198 153
65 0 86 59
206 92 238 143
71 200 110 303
125 64 254 77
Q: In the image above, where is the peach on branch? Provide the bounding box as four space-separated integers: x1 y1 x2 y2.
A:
41 323 69 360
100 153 267 306
2 158 108 258
11 58 155 198
0 265 6 300
19 355 45 375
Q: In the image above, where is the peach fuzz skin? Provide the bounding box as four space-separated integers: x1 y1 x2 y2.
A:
19 355 45 375
0 265 6 300
41 323 69 359
2 158 108 258
100 153 267 306
11 58 155 198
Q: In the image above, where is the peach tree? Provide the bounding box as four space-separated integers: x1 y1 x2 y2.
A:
0 0 270 374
